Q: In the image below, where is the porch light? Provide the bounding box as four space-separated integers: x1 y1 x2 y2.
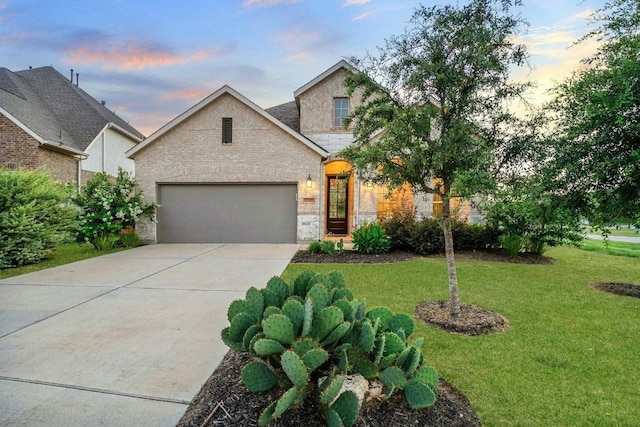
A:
306 174 313 188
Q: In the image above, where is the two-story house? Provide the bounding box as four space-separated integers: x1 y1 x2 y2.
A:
0 66 143 185
127 60 475 244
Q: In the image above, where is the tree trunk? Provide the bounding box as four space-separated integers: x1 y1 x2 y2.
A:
441 195 461 317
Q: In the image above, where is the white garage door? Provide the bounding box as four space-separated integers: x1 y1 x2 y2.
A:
158 184 298 243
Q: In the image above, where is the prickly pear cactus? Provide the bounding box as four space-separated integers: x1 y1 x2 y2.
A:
221 270 439 426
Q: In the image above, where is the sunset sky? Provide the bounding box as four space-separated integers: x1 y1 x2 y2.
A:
1 0 606 136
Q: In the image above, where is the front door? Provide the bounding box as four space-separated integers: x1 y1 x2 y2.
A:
327 175 349 235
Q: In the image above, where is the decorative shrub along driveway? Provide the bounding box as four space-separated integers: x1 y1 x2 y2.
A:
0 243 300 426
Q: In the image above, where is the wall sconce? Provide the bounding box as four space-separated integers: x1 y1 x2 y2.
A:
306 174 312 189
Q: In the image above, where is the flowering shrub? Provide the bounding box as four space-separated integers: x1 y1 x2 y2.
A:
72 169 156 249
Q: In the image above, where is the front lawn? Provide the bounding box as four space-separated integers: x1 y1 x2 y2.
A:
283 246 640 426
0 243 126 280
580 239 640 258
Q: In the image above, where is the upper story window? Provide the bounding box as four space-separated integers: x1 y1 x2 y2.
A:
333 98 349 127
222 117 232 144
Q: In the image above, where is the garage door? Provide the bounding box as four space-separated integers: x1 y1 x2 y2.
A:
158 184 297 243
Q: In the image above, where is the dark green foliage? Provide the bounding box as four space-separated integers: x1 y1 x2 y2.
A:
220 271 438 426
0 168 76 268
382 216 500 255
351 221 391 254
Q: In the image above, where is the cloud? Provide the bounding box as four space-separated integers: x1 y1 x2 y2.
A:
67 40 222 71
242 0 299 7
353 11 374 21
157 87 214 103
342 0 371 6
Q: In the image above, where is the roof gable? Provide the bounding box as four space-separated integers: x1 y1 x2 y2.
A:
293 60 357 100
127 85 328 158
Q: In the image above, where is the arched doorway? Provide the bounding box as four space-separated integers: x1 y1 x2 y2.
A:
324 160 353 236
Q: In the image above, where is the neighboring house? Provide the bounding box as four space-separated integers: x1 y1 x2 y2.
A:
0 66 143 185
128 60 479 244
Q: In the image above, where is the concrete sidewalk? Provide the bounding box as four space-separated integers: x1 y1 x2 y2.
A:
0 243 299 426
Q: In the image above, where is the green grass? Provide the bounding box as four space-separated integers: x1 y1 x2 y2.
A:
580 239 640 258
283 246 640 427
0 243 127 280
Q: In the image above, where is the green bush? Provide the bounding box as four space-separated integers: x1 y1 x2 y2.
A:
351 222 391 254
72 169 156 250
221 271 438 426
383 216 500 255
307 241 323 254
320 240 336 255
0 168 76 268
500 233 523 257
120 232 141 248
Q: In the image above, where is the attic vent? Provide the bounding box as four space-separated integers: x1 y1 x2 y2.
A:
222 117 233 144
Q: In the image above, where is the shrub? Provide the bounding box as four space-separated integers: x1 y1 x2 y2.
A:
500 233 523 257
0 169 76 268
351 222 391 254
72 169 156 250
307 241 323 254
384 217 500 255
320 240 336 255
221 271 438 426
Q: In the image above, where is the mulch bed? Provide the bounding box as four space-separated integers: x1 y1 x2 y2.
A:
590 282 640 298
177 350 481 427
291 249 554 265
415 301 510 336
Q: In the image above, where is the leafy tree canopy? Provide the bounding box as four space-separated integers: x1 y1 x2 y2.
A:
547 0 640 224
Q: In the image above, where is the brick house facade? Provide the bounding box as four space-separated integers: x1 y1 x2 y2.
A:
128 61 479 244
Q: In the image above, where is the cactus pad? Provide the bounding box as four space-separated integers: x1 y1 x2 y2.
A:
274 386 299 418
315 306 344 341
330 390 359 427
382 332 405 356
333 299 354 321
242 324 263 351
227 299 251 323
220 327 243 351
281 350 309 387
241 360 279 392
327 271 346 289
302 297 313 336
245 287 265 321
366 306 393 329
404 380 436 409
307 283 330 315
412 366 439 388
389 312 415 336
229 312 256 342
281 298 304 334
253 338 287 356
320 321 351 347
379 366 407 391
266 276 289 304
263 314 295 345
261 288 281 309
359 320 375 352
320 374 346 405
292 337 318 357
303 348 329 373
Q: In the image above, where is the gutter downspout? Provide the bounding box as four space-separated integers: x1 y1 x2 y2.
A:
355 177 360 231
102 132 106 172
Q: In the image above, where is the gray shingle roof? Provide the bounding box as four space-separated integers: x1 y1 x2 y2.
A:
0 66 143 152
265 101 300 133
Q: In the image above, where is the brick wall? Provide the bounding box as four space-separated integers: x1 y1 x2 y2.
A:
1 114 78 184
132 92 324 243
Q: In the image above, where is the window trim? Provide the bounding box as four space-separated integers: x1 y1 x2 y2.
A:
222 117 233 144
333 97 349 128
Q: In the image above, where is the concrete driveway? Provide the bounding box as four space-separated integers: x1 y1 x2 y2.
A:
0 243 299 426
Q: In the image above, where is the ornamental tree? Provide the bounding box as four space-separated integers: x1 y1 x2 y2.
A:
341 0 530 316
